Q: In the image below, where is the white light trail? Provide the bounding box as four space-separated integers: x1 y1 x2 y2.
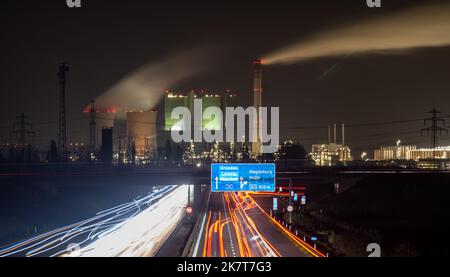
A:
78 185 188 257
0 185 188 257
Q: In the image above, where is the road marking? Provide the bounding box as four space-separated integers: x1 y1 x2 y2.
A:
222 193 237 257
192 191 211 257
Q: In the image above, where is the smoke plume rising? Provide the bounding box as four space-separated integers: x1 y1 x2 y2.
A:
93 47 219 116
263 3 450 64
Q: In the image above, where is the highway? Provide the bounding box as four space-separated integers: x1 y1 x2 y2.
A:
0 185 189 257
193 191 325 257
1 184 326 258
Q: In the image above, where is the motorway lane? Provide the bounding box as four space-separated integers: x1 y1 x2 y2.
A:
198 192 239 257
224 192 280 257
245 199 316 257
245 209 310 257
196 192 322 257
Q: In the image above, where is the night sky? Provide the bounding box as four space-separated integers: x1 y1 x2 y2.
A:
1 0 450 155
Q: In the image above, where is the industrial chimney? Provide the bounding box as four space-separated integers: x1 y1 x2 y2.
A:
251 59 262 157
333 123 337 144
328 125 331 144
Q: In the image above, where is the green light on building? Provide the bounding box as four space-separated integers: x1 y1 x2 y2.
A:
202 95 222 131
164 93 188 131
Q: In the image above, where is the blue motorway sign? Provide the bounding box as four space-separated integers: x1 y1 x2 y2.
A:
211 163 276 192
301 195 306 205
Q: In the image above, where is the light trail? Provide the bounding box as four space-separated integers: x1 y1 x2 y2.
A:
192 191 211 257
250 192 291 197
228 192 280 257
200 191 325 257
246 193 326 257
201 211 212 257
201 192 280 257
0 185 188 257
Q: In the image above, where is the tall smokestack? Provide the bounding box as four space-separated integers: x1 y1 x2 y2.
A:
333 123 337 144
328 125 331 144
342 123 345 146
252 59 262 157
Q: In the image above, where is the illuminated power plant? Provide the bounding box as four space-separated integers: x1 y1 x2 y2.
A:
79 89 239 164
311 124 352 166
77 60 270 164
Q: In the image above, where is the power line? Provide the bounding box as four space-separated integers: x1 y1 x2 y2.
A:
281 117 427 130
1 114 448 131
420 107 448 164
58 62 69 161
9 113 36 146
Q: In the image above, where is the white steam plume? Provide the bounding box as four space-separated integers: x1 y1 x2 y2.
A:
93 47 218 115
263 3 450 64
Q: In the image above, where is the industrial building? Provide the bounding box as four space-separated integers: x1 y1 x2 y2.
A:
82 105 160 164
311 124 352 166
77 60 259 164
373 142 450 169
164 91 193 131
408 147 450 160
101 128 113 163
373 141 450 161
416 159 450 170
163 90 237 132
373 140 417 161
81 89 239 165
126 110 158 160
83 107 116 151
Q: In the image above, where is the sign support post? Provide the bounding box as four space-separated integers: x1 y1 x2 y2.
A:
289 178 293 225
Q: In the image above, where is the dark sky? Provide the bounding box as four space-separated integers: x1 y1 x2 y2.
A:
1 0 450 155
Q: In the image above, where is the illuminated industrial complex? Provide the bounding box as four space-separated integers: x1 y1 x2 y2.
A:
310 124 352 166
72 60 268 164
373 140 450 169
